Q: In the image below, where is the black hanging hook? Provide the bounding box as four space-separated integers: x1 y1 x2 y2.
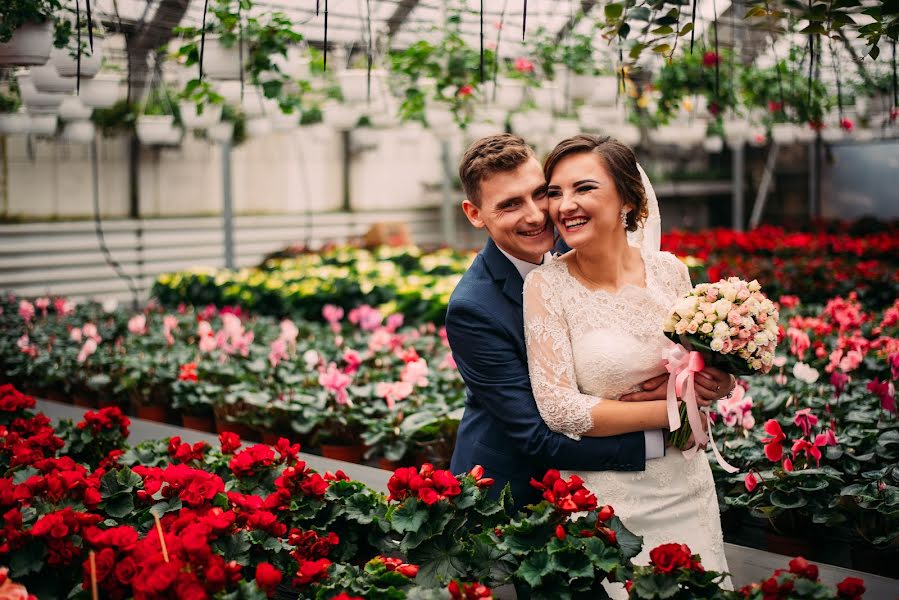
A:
76 0 82 94
479 0 485 84
689 0 698 54
522 0 527 41
323 0 329 71
199 0 209 80
85 0 94 52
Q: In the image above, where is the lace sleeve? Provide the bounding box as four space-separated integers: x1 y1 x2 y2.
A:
659 252 693 297
523 267 601 440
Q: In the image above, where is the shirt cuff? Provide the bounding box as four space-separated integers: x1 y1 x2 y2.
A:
644 429 666 460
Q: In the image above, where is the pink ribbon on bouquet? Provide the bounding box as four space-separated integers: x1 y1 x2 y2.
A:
663 344 740 474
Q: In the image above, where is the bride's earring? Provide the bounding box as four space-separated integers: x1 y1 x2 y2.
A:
620 208 629 228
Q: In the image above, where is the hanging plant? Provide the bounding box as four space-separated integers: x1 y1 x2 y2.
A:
652 46 739 123
0 0 71 47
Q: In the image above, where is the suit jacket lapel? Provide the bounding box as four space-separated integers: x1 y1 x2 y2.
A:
482 238 525 307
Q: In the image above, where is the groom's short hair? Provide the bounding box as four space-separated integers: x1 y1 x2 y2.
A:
459 133 535 206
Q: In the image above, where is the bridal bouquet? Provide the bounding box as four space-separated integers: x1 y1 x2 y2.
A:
661 277 780 462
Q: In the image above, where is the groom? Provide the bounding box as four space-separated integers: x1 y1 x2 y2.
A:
446 134 732 509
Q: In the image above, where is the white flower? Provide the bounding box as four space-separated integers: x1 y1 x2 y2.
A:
720 284 737 302
748 279 761 292
700 322 713 334
102 298 119 312
746 341 757 353
750 358 762 370
710 338 724 351
713 299 732 319
687 321 699 334
754 333 769 346
713 322 730 337
675 320 689 335
762 352 774 366
792 361 819 384
303 349 320 369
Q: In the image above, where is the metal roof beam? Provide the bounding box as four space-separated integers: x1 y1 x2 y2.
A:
554 0 598 43
386 0 421 39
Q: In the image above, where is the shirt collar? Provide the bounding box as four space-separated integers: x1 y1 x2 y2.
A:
497 245 553 280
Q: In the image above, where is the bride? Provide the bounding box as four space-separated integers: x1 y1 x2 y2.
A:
522 134 732 595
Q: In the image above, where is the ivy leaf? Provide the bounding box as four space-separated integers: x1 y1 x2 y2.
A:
605 3 624 20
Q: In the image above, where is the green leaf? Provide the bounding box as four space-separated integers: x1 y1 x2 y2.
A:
9 542 45 577
679 23 694 37
605 3 624 20
629 43 648 59
583 537 623 573
745 6 768 17
409 537 468 586
608 516 643 560
392 498 429 534
150 498 183 518
214 530 252 565
517 551 552 588
652 44 672 54
652 26 675 35
103 492 135 518
770 490 808 509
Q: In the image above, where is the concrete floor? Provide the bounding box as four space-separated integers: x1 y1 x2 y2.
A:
37 400 899 599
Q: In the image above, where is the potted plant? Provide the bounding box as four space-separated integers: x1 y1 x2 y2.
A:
49 28 104 78
28 61 76 94
58 94 92 121
15 70 65 112
61 118 94 142
79 62 124 108
0 0 68 67
136 85 182 145
178 79 224 129
0 84 29 135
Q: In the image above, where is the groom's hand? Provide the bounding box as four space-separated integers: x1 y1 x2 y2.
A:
619 374 669 402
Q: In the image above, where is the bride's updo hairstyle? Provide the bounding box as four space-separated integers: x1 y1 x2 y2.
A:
542 134 649 233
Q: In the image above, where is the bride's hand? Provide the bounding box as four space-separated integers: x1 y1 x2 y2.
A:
694 367 735 405
619 373 669 402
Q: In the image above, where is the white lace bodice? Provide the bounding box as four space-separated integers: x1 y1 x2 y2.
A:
522 249 692 439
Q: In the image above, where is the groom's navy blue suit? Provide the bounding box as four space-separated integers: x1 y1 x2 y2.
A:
447 238 646 510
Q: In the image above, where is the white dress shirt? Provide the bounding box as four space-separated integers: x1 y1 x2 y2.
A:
498 245 666 460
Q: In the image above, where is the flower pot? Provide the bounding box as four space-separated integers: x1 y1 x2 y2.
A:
270 110 300 131
207 121 234 143
214 415 258 440
337 69 386 104
0 22 54 67
485 78 525 111
29 63 77 94
79 73 123 109
320 443 366 463
58 95 93 121
51 41 104 78
569 73 598 102
588 75 619 107
607 123 641 147
245 117 273 137
61 120 95 143
272 47 310 80
97 396 120 409
27 113 58 136
182 414 216 433
0 112 31 135
239 87 272 118
17 73 65 111
136 404 168 422
322 102 362 130
771 123 797 145
203 36 246 81
215 80 244 105
73 395 97 408
529 83 561 110
703 135 724 153
510 110 553 136
136 115 182 145
178 100 222 129
377 457 402 471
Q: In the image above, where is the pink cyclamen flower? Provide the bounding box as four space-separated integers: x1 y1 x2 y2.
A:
793 408 818 437
342 349 362 374
761 420 786 462
268 338 289 367
830 371 850 398
70 327 83 342
867 379 896 413
376 381 414 409
744 471 759 492
319 363 352 406
791 438 822 466
34 297 50 316
889 352 899 381
349 305 382 332
514 57 534 73
323 304 344 332
439 352 457 371
77 338 98 363
385 313 404 333
401 359 429 387
18 300 34 323
82 323 101 342
782 457 794 472
54 297 75 316
814 429 838 447
128 314 147 335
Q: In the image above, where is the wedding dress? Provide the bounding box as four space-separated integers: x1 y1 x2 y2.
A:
521 169 730 598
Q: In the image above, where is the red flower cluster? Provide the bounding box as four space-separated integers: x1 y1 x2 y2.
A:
167 436 209 463
448 580 493 599
649 543 704 575
229 444 277 478
0 384 35 417
178 362 199 382
836 576 865 599
77 407 130 437
267 462 328 508
289 528 339 586
219 431 242 454
31 507 102 565
133 464 225 507
375 556 419 578
0 412 64 468
387 463 462 505
529 469 598 514
254 563 283 597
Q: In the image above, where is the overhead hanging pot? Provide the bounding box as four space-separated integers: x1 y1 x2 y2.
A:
703 135 724 153
30 63 78 94
202 36 246 80
51 39 104 78
59 95 94 121
27 112 59 136
245 116 273 137
137 115 182 145
587 75 620 107
207 120 234 143
0 22 54 67
337 69 386 104
0 111 31 135
79 72 124 108
62 119 96 143
17 72 66 111
178 100 223 129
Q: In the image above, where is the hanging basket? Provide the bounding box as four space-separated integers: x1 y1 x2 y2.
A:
178 100 223 129
485 78 525 111
337 69 386 104
61 120 95 143
51 41 104 78
17 72 65 111
703 135 724 153
27 113 58 136
568 73 598 102
79 73 124 108
272 47 310 80
0 112 31 135
0 22 54 67
587 75 619 107
723 118 751 147
771 123 797 145
30 63 77 94
270 110 300 131
136 115 182 145
245 117 273 137
207 120 235 143
203 36 246 81
607 123 641 147
322 102 362 130
58 95 93 121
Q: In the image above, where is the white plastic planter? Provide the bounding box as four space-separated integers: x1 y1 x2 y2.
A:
794 126 816 144
723 118 751 147
207 121 234 143
202 36 246 81
568 74 597 102
29 63 77 93
820 127 843 143
137 115 180 145
58 95 94 121
485 78 525 111
0 112 31 135
270 110 300 131
27 113 58 136
62 120 95 143
79 73 123 108
554 118 580 139
703 135 724 153
770 123 796 145
238 87 273 118
178 100 223 129
426 105 454 131
322 103 362 130
17 73 65 111
0 22 54 66
854 128 875 142
748 127 768 147
529 84 560 111
51 41 103 78
337 69 387 104
578 105 624 131
351 127 380 152
588 75 619 107
273 47 310 80
246 117 273 137
511 110 553 136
